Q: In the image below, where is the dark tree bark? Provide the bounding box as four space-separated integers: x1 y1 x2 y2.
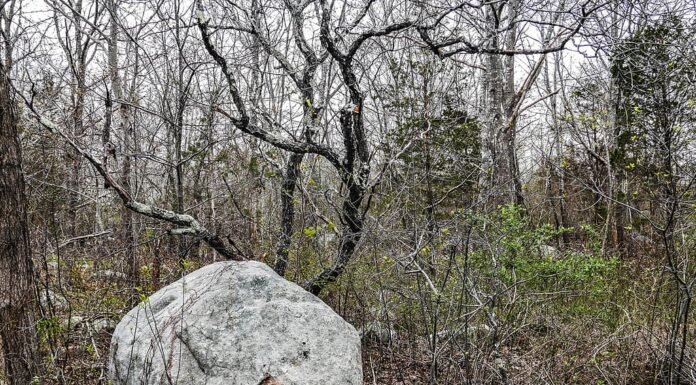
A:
274 77 323 277
66 0 87 238
0 62 38 385
274 153 302 276
196 0 410 294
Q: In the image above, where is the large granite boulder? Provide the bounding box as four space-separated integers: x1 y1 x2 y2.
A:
108 261 362 385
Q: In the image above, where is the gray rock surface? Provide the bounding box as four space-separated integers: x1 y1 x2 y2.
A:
94 269 128 281
40 289 69 311
108 261 362 385
91 318 117 333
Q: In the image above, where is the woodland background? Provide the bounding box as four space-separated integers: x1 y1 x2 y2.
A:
0 0 695 384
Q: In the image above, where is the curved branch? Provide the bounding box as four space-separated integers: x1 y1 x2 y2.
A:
19 90 244 261
196 1 343 171
418 1 605 58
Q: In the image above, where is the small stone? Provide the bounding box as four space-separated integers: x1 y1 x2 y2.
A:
39 289 69 311
62 315 84 329
92 318 117 333
94 269 127 280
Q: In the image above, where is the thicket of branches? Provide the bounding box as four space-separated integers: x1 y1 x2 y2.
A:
0 0 695 384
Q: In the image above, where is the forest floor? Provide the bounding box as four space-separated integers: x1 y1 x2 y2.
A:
33 252 687 385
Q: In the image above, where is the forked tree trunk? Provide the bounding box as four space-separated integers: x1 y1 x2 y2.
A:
0 62 38 385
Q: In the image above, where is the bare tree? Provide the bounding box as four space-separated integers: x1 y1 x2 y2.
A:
0 56 38 385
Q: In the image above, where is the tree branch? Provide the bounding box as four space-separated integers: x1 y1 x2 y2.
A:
195 1 343 171
18 89 244 261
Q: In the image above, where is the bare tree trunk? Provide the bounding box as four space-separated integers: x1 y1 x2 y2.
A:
0 61 38 385
274 87 322 277
484 49 507 204
49 0 89 238
66 0 86 238
484 0 531 208
603 70 626 258
274 153 302 276
307 170 365 295
169 0 195 268
602 4 626 259
0 0 16 69
503 0 524 207
120 117 137 288
108 0 138 291
548 53 570 247
482 3 509 363
271 0 324 277
483 4 515 207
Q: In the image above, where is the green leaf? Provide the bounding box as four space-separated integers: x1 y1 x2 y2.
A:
303 226 317 238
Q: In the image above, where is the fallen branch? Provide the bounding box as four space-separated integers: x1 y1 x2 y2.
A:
18 89 244 261
58 230 112 249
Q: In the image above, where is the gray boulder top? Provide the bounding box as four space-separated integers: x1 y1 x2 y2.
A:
108 261 362 385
